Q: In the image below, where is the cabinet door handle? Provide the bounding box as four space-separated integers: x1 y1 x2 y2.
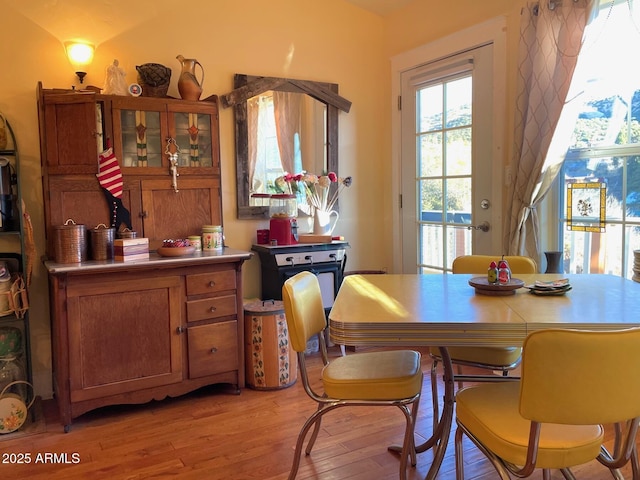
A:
176 326 186 334
139 211 148 219
210 347 218 354
209 306 217 313
209 281 216 287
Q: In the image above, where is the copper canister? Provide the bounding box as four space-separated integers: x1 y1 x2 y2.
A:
90 224 115 261
53 219 87 263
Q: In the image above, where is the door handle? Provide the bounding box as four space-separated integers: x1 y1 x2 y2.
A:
467 221 490 232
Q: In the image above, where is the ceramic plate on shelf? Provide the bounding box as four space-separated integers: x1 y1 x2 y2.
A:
156 246 196 257
468 277 525 296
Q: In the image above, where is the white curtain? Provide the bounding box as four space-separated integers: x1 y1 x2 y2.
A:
273 91 302 175
247 96 260 192
504 0 596 259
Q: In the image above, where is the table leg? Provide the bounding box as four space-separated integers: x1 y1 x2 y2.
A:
388 347 454 479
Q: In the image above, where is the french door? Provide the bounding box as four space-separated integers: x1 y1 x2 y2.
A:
400 43 497 273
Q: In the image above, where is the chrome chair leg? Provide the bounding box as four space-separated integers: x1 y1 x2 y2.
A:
304 404 324 455
430 357 440 433
397 402 419 480
455 422 511 480
454 425 465 480
456 364 464 390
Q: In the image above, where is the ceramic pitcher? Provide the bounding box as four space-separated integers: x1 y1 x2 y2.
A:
176 55 204 101
313 209 339 236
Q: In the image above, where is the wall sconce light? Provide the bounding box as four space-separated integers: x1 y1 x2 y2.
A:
65 41 95 84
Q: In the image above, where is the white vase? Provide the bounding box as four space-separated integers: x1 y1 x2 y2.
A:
313 209 339 236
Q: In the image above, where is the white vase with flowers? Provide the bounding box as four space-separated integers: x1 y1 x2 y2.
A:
274 171 353 236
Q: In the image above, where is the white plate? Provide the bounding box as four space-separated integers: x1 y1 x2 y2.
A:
0 394 27 434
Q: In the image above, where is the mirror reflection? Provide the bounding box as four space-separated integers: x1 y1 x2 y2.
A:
248 90 326 198
222 74 350 219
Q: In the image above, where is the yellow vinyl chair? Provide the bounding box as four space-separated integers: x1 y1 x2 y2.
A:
282 271 423 480
430 255 537 428
455 328 640 479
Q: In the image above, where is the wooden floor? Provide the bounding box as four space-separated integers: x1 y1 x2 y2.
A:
0 346 634 479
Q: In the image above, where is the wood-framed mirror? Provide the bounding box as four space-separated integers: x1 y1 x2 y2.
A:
221 74 351 219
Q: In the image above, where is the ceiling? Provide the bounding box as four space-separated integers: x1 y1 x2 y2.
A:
342 0 415 16
1 0 414 46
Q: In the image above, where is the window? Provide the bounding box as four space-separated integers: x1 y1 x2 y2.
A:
553 0 640 278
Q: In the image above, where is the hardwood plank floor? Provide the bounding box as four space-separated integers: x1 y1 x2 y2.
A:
0 346 633 479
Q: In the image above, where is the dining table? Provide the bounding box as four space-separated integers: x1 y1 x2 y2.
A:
328 273 640 480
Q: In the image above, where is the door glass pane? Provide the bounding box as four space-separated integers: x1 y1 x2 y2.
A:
446 178 472 222
173 112 213 168
418 84 443 133
120 110 162 167
449 226 472 266
419 224 443 268
445 127 472 176
445 77 472 129
420 179 443 220
419 132 442 177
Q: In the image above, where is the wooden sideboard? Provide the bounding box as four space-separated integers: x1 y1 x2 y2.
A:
45 250 251 431
36 83 253 431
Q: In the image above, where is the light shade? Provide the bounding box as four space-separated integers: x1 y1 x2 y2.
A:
65 41 95 84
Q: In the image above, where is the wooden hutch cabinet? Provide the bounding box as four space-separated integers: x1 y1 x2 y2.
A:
37 83 221 253
37 83 251 431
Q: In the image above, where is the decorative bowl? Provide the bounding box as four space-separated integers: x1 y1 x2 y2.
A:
156 246 196 257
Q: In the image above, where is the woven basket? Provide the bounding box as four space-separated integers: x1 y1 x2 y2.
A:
54 219 86 263
136 63 171 98
140 83 169 98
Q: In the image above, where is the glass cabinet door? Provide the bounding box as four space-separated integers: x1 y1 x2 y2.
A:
168 101 220 173
119 109 164 168
111 97 220 173
172 111 213 168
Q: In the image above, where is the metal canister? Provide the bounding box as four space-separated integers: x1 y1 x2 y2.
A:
54 219 87 263
202 225 223 251
90 224 115 260
117 228 137 239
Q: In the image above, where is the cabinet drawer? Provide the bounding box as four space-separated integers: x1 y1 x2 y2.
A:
186 270 236 296
187 321 238 379
186 294 237 322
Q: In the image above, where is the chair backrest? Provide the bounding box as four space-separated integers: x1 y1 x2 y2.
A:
519 328 640 425
452 255 537 274
282 271 328 353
